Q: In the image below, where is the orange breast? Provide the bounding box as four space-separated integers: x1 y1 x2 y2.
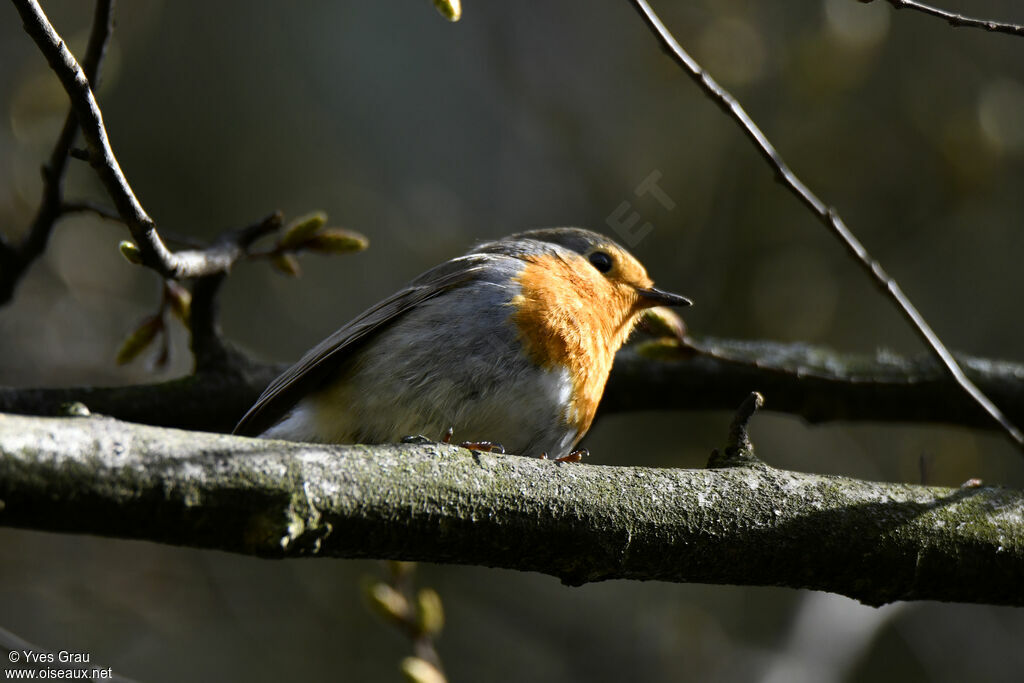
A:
509 253 642 438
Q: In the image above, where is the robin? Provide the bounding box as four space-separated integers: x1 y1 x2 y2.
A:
233 227 691 460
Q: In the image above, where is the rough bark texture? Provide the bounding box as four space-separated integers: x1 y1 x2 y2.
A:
3 338 1023 435
603 338 1024 428
0 364 282 433
2 413 1021 607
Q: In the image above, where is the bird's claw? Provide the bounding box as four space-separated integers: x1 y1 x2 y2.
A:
540 448 588 463
459 440 505 454
405 429 505 454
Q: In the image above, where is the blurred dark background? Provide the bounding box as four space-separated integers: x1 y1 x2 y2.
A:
3 0 1024 680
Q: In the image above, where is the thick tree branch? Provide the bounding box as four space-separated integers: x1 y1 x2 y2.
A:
871 0 1024 37
628 0 1024 452
3 338 1024 434
602 338 1024 429
0 0 115 305
0 363 282 433
1 413 1021 607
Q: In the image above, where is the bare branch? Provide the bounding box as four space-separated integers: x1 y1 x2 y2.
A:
1 413 1022 607
9 0 252 281
627 0 1024 452
0 0 115 305
871 0 1024 37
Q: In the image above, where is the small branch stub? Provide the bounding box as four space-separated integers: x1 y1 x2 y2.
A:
708 391 764 468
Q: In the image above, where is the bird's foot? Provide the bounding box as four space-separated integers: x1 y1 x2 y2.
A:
440 426 505 453
458 440 506 454
540 447 588 463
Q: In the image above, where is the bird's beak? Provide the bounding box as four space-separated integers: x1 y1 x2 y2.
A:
636 286 693 308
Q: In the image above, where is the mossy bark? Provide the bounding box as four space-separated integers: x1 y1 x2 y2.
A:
2 413 1021 607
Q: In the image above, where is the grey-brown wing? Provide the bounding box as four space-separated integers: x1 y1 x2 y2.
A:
232 254 494 436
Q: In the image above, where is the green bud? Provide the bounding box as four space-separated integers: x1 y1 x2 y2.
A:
365 581 410 623
415 588 445 636
638 305 687 341
270 252 302 277
164 280 192 327
400 657 447 683
304 228 369 254
279 211 328 249
119 240 143 265
116 316 162 365
432 0 461 21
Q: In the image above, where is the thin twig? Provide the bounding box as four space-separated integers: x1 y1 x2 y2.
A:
10 0 246 280
0 0 115 306
871 0 1024 37
627 0 1024 452
59 199 123 222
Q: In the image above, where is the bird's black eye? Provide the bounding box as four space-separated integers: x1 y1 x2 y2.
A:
589 251 613 273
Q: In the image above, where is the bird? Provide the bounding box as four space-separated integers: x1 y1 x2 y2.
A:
233 227 691 459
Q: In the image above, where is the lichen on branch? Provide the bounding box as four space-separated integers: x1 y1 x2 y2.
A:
1 413 1021 607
